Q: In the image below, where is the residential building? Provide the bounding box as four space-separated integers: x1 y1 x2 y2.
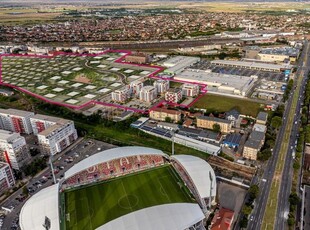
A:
124 53 151 64
165 88 182 103
211 207 235 230
0 109 34 134
197 116 232 133
256 112 268 125
0 162 15 195
149 107 181 123
0 130 30 170
253 123 267 133
182 84 199 97
30 115 78 155
130 81 144 96
139 86 157 103
153 80 169 94
111 88 130 103
243 139 261 160
225 109 240 127
157 122 179 131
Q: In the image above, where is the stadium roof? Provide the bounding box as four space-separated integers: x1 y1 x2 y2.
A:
64 146 168 179
97 203 204 230
19 184 59 230
171 155 217 199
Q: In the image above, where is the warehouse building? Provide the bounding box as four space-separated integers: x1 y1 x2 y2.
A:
163 56 200 75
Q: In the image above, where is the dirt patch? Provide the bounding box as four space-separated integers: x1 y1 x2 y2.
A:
74 75 91 84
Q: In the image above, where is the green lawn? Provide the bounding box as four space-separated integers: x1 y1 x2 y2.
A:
193 94 262 117
63 165 194 230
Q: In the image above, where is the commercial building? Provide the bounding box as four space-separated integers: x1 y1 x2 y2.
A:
211 59 293 72
149 107 181 123
30 115 78 155
0 130 30 170
124 53 151 64
182 83 200 97
175 70 256 96
111 88 130 103
258 47 300 63
153 80 170 94
0 109 34 134
163 56 200 75
197 116 232 133
0 162 15 195
139 86 157 103
165 88 182 103
222 133 242 148
130 81 144 96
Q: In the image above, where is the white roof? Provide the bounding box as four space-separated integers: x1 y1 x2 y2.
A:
171 155 216 199
65 147 167 179
97 203 204 230
19 184 59 230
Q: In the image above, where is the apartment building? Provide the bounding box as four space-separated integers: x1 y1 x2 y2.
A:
0 162 15 195
165 88 182 103
182 84 199 97
197 116 232 133
153 80 170 94
30 115 78 155
149 107 182 123
0 109 34 134
111 88 130 103
243 130 265 160
139 86 157 103
0 130 30 170
130 81 144 96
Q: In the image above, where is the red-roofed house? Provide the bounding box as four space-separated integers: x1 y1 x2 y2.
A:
211 207 235 230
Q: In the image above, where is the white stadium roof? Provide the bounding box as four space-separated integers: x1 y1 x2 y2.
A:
171 155 216 199
19 184 60 230
65 146 168 179
97 203 204 230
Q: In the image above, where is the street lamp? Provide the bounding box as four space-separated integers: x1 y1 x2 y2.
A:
49 155 56 184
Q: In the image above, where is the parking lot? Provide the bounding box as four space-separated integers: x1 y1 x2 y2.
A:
191 60 287 82
0 138 116 230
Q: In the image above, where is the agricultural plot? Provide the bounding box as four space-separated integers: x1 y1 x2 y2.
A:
0 52 156 107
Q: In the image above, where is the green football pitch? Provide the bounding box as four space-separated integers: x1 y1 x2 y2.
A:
62 165 195 230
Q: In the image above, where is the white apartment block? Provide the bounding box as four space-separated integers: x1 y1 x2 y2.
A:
130 81 144 96
165 88 182 103
139 86 157 103
30 115 78 155
0 162 15 194
0 130 30 170
153 80 170 94
111 88 130 103
182 84 200 97
0 109 34 134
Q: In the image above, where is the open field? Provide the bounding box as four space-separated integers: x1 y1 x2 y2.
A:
63 165 193 230
193 94 262 117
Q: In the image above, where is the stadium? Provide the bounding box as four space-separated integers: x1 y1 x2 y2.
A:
19 146 217 230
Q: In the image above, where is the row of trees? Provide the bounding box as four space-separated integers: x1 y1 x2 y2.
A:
283 79 294 102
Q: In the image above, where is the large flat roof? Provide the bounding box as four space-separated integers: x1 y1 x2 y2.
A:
64 146 168 179
97 203 204 230
171 155 217 199
19 184 60 230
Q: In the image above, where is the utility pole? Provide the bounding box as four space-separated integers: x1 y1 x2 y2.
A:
49 155 56 184
171 130 175 155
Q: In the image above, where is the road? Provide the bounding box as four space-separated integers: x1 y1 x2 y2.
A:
247 40 310 230
0 139 115 230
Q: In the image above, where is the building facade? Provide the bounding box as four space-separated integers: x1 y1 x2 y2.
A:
111 89 130 103
0 130 30 170
165 88 182 103
0 109 34 134
124 53 150 64
30 115 78 155
197 116 232 133
0 162 15 195
153 80 170 94
149 108 182 123
182 84 199 97
139 86 157 103
130 81 144 96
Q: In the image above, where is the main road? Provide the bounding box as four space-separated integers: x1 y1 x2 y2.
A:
247 40 310 230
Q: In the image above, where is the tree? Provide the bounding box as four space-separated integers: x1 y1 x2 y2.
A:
248 184 259 200
242 205 253 215
289 193 300 206
287 217 295 226
165 117 172 123
293 161 300 170
239 216 248 228
22 186 29 197
271 116 282 130
213 123 221 133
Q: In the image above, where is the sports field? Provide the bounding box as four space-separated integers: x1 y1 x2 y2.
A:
63 165 194 230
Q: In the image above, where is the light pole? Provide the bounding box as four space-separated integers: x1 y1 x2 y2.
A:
171 130 175 155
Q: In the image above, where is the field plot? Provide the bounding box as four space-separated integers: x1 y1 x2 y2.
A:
63 165 194 230
0 51 157 108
